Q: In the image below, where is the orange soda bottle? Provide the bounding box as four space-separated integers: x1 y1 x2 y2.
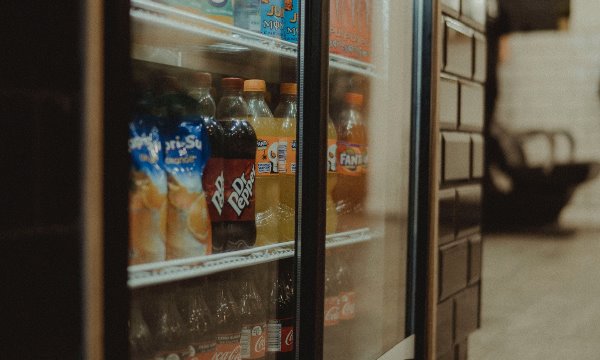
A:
274 83 297 241
333 92 367 232
244 79 280 246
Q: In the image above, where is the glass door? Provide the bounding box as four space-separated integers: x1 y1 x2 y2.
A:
323 0 415 358
127 1 300 359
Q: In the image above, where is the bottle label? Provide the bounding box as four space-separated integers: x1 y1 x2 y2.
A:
261 0 283 38
162 118 212 258
128 116 167 265
278 137 297 175
241 323 266 359
327 139 337 174
339 291 356 320
223 159 256 221
186 340 217 360
337 141 366 176
267 318 294 353
329 0 372 62
255 136 279 176
282 0 298 42
216 332 241 360
323 296 340 327
203 157 225 220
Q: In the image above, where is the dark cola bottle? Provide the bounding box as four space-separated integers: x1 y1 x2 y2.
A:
336 252 356 322
188 72 227 254
267 260 295 360
216 77 257 251
215 275 242 360
323 256 341 328
152 288 189 360
239 273 267 359
129 293 154 360
183 284 217 360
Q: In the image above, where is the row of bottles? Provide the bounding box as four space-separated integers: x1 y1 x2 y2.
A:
130 261 295 360
129 69 368 265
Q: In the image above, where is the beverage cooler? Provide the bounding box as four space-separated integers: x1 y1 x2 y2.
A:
96 0 434 359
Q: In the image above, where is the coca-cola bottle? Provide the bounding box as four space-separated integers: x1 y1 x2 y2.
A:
183 284 217 360
336 252 356 322
188 72 227 254
129 293 154 360
239 273 267 359
267 260 295 360
216 77 257 251
323 256 341 328
215 274 242 360
152 289 189 360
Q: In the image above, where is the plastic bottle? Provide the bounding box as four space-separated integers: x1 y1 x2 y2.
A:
188 72 229 254
326 117 339 234
323 256 341 328
239 274 267 359
244 79 280 247
129 293 154 360
152 290 189 359
215 275 243 359
216 77 257 251
129 79 167 265
266 259 295 359
234 0 261 33
336 252 356 321
273 83 297 242
155 76 212 259
333 92 368 232
183 284 217 359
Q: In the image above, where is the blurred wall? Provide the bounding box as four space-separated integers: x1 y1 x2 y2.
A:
493 0 600 213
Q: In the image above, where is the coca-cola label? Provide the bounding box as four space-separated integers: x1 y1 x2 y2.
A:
267 318 294 353
222 159 255 221
203 157 225 220
241 323 266 359
185 340 216 360
255 136 279 176
215 332 241 360
323 296 340 327
339 291 356 320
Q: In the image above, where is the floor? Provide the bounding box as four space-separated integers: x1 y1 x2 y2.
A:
469 180 600 360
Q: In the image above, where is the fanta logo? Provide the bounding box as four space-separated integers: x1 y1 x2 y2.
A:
339 149 362 170
227 166 255 217
212 171 225 215
284 329 294 346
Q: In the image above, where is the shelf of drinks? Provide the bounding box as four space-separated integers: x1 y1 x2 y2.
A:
130 0 377 78
128 227 374 288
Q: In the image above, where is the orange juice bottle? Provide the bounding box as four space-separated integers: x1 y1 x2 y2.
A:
326 117 339 234
333 92 367 232
244 79 280 246
274 83 297 241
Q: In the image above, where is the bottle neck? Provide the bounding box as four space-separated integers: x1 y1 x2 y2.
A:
245 91 266 102
223 88 243 97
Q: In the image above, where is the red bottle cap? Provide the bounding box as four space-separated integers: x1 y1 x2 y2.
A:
191 72 212 88
344 92 363 106
222 77 244 90
280 83 297 95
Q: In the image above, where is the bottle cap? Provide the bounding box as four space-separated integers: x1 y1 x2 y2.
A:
158 75 180 92
344 92 363 106
221 77 244 90
280 83 297 95
191 72 212 88
244 79 266 92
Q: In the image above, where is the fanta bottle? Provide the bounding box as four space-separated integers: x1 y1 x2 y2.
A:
333 92 368 232
326 116 339 234
274 83 297 241
244 79 280 247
